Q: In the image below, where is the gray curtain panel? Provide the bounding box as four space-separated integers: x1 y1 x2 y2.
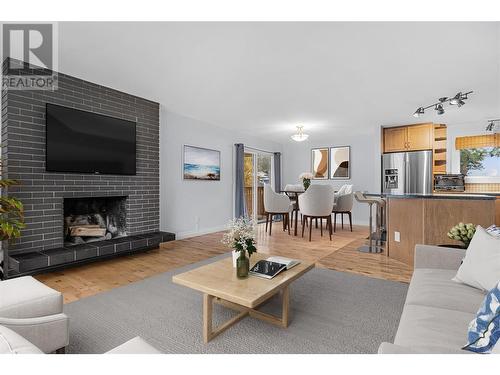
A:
274 152 281 193
234 143 246 218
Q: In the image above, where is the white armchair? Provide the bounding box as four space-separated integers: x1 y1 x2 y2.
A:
0 276 69 353
263 183 293 235
0 324 161 354
298 185 335 241
333 184 354 232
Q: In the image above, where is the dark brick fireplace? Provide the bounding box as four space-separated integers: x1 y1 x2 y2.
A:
64 196 128 246
1 58 174 278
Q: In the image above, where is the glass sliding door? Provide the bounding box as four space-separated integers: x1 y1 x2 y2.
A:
243 149 273 222
244 152 255 219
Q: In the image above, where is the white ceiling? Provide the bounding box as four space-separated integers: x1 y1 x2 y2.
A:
58 22 500 142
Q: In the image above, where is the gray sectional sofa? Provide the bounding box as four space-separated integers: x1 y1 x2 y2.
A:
379 244 487 354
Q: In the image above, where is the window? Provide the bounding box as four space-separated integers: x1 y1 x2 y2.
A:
460 147 500 177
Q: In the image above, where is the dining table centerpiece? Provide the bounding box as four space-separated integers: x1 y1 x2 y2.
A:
222 217 257 279
299 172 313 191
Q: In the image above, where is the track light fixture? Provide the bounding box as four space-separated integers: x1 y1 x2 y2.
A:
412 91 473 117
486 119 500 132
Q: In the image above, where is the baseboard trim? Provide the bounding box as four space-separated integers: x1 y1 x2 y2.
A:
175 225 228 240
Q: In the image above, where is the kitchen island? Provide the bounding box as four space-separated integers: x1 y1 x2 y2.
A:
373 193 496 267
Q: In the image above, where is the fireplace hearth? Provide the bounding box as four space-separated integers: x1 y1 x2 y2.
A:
64 196 127 246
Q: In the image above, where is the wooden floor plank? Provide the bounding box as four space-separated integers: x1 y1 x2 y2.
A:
35 222 412 303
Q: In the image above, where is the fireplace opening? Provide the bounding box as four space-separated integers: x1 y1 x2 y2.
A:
63 196 127 246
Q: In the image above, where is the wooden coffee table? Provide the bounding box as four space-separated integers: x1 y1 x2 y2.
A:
172 253 314 343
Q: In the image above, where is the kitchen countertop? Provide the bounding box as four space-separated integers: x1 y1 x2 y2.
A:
366 192 496 200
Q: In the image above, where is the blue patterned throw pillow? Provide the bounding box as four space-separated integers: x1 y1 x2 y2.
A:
463 281 500 353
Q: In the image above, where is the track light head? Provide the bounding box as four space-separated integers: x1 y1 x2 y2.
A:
413 107 425 118
486 122 495 132
450 92 463 105
438 97 448 103
435 104 445 115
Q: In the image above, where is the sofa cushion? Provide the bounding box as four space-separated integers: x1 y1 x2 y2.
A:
0 325 42 354
0 276 63 319
394 304 475 353
406 268 486 314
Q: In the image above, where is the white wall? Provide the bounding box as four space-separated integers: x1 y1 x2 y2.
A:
160 108 282 238
281 128 381 225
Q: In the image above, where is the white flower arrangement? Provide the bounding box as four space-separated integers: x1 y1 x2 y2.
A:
221 217 257 255
299 172 314 180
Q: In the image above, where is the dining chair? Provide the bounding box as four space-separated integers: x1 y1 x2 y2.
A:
332 184 354 232
263 184 293 235
298 184 335 241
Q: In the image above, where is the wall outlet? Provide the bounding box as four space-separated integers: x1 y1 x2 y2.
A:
394 231 401 242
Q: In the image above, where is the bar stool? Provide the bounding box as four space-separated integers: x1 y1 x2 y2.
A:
354 191 385 253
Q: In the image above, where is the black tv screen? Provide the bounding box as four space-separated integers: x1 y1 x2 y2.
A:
46 104 136 175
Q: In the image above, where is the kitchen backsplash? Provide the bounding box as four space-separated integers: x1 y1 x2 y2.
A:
465 183 500 192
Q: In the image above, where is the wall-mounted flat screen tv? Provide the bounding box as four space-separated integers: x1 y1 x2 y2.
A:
46 103 137 175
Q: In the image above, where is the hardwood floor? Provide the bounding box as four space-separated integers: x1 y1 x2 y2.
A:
36 222 412 304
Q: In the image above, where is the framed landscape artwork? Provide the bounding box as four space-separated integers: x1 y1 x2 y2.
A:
311 148 329 179
183 145 221 181
330 146 350 179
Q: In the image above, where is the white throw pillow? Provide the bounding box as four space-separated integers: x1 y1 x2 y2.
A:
453 225 500 291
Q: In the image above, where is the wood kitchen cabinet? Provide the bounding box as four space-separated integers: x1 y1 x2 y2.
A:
383 123 433 153
387 197 496 267
384 127 408 152
496 197 500 226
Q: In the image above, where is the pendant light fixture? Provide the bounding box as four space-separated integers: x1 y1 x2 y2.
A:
291 125 309 142
413 91 473 117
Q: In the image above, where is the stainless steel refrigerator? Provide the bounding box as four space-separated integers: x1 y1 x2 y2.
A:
382 150 433 194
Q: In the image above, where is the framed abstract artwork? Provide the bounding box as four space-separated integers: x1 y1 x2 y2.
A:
330 146 350 179
183 145 221 181
311 148 329 179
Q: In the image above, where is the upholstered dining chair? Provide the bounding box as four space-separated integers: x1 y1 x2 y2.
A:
298 184 335 241
263 184 293 235
332 184 354 232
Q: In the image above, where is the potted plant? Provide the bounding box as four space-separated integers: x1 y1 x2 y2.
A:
299 172 313 191
0 163 25 278
221 217 257 279
447 222 476 249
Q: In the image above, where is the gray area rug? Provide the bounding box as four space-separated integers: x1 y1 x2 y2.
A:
64 254 408 354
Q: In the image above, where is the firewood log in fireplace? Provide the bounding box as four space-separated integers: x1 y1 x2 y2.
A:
69 224 106 237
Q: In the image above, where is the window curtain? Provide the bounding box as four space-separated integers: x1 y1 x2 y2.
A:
273 152 282 193
234 143 246 218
